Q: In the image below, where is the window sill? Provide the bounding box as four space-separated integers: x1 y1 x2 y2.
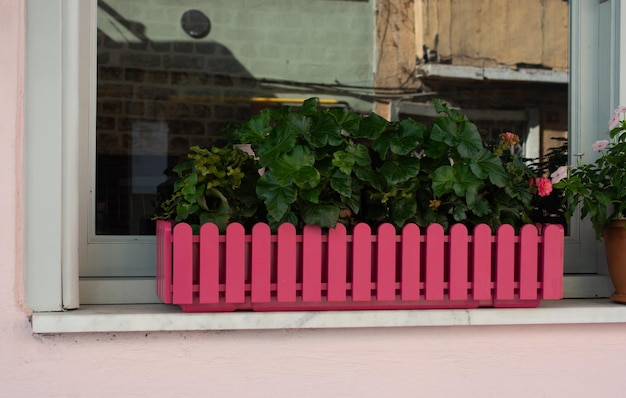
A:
30 299 626 333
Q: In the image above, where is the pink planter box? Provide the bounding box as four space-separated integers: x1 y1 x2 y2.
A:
156 220 564 312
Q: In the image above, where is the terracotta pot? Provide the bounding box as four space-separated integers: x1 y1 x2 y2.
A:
603 220 626 303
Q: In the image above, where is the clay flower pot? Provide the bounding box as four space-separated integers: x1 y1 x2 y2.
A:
603 220 626 303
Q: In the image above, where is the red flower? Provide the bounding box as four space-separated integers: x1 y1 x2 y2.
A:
535 177 553 197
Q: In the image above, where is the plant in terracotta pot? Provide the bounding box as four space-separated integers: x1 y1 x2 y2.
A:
553 105 626 302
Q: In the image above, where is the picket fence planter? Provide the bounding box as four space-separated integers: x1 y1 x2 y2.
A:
156 220 564 312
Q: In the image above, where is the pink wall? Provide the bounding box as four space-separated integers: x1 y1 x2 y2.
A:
2 1 626 396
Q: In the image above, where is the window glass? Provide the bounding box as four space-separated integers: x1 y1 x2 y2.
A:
95 0 375 235
408 0 569 227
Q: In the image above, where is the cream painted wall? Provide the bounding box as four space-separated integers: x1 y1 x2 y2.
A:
3 1 626 397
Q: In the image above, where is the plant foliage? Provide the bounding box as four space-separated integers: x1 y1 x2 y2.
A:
157 98 544 232
154 145 265 232
554 105 626 239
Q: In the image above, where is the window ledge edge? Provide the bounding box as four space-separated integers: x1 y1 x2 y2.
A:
29 299 626 334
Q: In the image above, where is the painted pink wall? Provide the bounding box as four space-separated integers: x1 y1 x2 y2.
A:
2 1 626 396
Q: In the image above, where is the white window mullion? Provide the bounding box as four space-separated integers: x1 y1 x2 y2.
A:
25 0 87 311
24 0 65 311
60 0 88 310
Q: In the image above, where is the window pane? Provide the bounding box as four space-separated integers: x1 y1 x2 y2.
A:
95 0 375 235
407 0 569 227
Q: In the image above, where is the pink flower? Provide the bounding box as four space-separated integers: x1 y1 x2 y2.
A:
536 177 553 197
591 139 610 151
499 132 520 146
609 106 626 129
550 165 568 184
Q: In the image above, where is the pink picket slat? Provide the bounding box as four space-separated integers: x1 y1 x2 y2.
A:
449 224 469 300
352 223 372 301
225 223 246 303
172 222 194 304
327 224 347 302
156 220 564 312
276 223 297 302
156 220 173 303
376 223 397 301
495 224 516 301
425 223 445 300
472 224 492 301
302 225 322 302
518 224 539 300
251 223 271 303
400 224 421 301
199 222 220 303
541 225 565 299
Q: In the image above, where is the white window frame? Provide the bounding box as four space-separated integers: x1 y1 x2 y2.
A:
23 0 622 313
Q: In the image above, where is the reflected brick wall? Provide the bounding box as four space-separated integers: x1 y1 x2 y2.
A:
96 30 261 156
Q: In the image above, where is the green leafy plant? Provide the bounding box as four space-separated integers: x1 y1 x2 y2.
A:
236 97 426 229
553 105 626 239
154 145 264 232
401 105 541 231
157 98 548 232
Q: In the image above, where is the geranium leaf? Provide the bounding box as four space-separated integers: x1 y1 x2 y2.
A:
390 197 417 227
433 98 464 121
298 97 319 116
356 112 389 139
237 109 272 143
256 122 297 167
373 121 422 159
380 157 421 185
452 204 468 221
431 116 483 159
452 166 483 204
392 119 424 154
332 150 356 175
354 164 383 191
307 112 343 147
470 149 509 187
468 196 491 217
455 122 484 159
430 116 457 145
256 171 297 221
269 145 318 188
341 182 362 214
329 168 352 197
432 165 455 196
329 107 361 134
300 186 322 203
301 204 340 228
284 112 311 138
346 143 371 166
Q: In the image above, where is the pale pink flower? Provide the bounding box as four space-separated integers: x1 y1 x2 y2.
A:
550 165 568 184
536 177 553 197
609 113 621 129
609 106 626 129
591 139 610 151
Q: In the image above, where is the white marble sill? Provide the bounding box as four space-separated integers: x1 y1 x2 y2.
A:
30 299 626 334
